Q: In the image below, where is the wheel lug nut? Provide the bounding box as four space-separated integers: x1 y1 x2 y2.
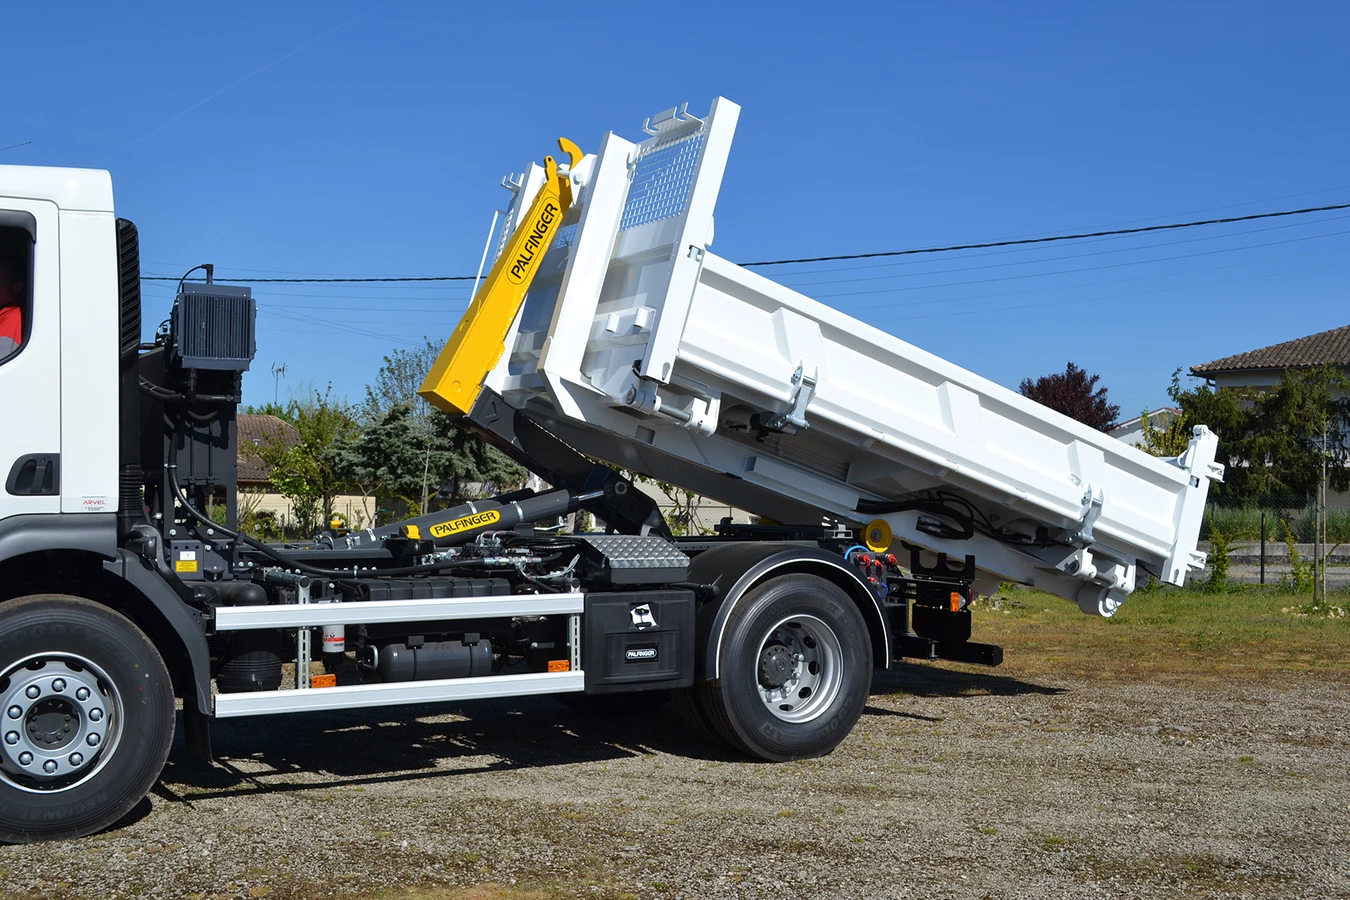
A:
68 753 83 767
75 687 90 702
7 706 21 719
25 686 39 699
17 752 32 766
42 760 57 774
3 732 16 745
52 679 66 693
86 733 100 747
89 709 103 722
63 725 71 732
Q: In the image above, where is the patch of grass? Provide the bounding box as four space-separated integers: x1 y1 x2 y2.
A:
971 585 1350 682
978 826 998 836
1238 755 1254 763
1040 835 1067 852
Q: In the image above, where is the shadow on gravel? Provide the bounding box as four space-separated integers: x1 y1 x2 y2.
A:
101 795 154 834
160 693 738 801
872 662 1066 698
156 666 1065 802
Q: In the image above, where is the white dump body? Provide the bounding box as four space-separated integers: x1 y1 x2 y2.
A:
475 98 1223 615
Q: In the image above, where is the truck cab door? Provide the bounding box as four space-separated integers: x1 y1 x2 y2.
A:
0 200 61 522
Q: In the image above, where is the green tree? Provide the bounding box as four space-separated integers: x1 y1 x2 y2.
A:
1138 400 1193 459
346 342 528 518
1167 365 1350 504
243 384 358 534
334 403 436 520
432 412 527 504
360 338 440 428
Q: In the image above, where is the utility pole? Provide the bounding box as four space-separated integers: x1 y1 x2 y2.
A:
1320 423 1328 605
421 443 432 515
1311 422 1330 605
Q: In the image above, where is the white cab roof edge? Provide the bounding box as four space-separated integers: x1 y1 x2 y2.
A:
0 165 115 212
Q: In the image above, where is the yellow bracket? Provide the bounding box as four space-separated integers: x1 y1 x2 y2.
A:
419 138 582 415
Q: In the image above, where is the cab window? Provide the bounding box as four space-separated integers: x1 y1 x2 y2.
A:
0 219 34 363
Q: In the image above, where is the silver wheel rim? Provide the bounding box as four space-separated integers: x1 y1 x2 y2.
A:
755 614 844 723
0 653 123 794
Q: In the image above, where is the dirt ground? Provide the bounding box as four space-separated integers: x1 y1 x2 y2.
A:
0 645 1346 900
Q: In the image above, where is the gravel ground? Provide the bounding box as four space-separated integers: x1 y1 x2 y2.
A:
1 662 1347 900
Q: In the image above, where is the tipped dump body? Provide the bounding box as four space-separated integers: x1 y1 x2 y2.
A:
458 98 1222 614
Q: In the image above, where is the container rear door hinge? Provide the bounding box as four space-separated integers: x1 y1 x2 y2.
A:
1058 486 1103 546
765 363 817 435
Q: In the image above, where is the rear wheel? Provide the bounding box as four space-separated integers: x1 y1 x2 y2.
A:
699 575 871 761
0 595 175 843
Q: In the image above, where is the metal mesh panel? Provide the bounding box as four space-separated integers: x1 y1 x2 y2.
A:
619 127 707 231
552 223 578 250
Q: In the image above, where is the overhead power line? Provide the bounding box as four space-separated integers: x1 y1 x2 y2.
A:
138 199 1350 284
737 201 1350 267
141 274 477 283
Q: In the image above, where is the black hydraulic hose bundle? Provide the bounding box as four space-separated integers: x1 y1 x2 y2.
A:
164 465 493 579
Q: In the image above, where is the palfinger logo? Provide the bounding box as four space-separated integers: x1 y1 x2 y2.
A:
429 509 502 540
506 200 560 285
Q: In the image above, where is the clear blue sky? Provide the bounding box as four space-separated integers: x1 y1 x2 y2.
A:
6 1 1347 416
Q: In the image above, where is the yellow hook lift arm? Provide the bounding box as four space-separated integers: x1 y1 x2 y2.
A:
419 138 585 416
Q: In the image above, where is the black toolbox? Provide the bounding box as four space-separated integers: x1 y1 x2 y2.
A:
582 589 695 693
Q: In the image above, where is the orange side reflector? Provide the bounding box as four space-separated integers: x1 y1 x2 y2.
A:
950 592 963 613
310 674 337 689
547 660 571 672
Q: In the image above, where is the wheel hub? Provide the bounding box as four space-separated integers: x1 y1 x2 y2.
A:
758 643 796 688
754 615 844 724
0 658 114 790
26 698 79 751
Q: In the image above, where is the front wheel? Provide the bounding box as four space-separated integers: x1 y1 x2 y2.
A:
0 595 175 843
699 574 872 761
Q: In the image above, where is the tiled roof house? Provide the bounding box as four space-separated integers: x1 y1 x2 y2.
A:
1191 324 1350 389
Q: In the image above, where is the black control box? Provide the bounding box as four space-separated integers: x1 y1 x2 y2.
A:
582 589 694 694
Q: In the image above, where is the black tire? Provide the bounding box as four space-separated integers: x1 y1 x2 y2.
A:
672 685 723 745
700 575 871 761
0 595 175 843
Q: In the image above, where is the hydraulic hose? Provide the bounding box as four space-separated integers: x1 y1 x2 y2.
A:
164 465 488 579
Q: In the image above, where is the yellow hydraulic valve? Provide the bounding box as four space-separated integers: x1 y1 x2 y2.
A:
419 138 585 415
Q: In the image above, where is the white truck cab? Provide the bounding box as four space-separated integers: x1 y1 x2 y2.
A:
0 167 120 524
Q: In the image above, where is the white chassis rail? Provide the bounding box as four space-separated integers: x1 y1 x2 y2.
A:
475 98 1223 616
212 593 585 716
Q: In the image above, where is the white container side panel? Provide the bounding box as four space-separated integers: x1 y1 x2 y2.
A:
474 97 1222 608
681 255 1195 559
